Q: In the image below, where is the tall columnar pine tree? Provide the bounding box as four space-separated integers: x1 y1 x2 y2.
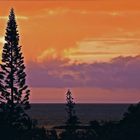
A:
65 90 80 133
0 8 30 129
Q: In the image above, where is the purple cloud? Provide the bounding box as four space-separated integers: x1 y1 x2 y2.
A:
26 55 140 89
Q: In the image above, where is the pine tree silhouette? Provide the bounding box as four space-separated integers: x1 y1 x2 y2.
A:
65 89 80 133
59 90 80 140
0 8 30 130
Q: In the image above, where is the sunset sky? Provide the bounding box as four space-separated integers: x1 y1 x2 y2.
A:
0 0 140 103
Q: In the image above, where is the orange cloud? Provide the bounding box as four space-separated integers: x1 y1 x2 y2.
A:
0 1 140 63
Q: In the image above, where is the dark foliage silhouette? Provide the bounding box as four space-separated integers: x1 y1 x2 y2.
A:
46 129 58 140
65 90 80 130
59 90 80 140
82 103 140 140
0 8 47 140
118 103 140 140
0 7 30 127
58 102 140 140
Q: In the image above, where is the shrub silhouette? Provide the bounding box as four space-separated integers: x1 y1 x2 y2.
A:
118 103 140 140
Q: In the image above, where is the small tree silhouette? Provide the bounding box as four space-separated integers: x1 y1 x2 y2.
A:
65 89 80 128
60 90 80 139
0 8 30 133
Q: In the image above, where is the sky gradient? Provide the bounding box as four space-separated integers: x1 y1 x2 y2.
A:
0 0 140 103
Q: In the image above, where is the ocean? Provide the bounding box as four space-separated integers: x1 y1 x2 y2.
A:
27 104 131 128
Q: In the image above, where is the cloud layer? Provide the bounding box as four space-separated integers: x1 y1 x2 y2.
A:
27 55 140 89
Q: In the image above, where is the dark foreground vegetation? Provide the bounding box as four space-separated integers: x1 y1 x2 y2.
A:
1 89 140 140
0 9 140 140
